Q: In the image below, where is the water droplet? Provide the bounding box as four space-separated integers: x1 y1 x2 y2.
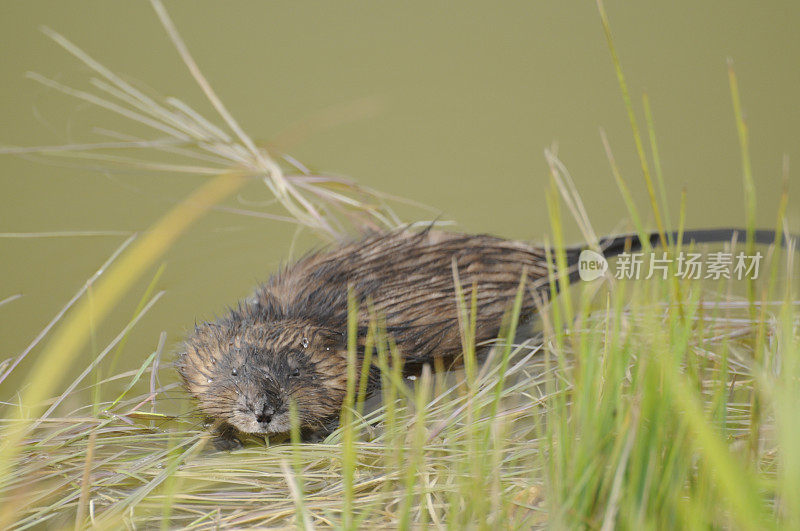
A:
207 378 213 384
407 375 417 381
231 368 238 376
325 347 331 351
301 337 309 348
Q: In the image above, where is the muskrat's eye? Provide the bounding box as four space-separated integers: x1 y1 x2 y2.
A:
291 368 300 378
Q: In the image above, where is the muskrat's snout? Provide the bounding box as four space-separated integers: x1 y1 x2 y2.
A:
222 358 291 433
230 385 292 434
255 403 275 424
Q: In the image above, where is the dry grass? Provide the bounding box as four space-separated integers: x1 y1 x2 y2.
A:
1 1 799 529
1 274 798 528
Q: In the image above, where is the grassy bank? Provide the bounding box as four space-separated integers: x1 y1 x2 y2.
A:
1 1 799 528
0 231 797 529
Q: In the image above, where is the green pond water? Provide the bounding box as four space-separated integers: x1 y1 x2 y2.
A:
0 1 798 402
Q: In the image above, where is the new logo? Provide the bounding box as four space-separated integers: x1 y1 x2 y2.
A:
578 249 608 281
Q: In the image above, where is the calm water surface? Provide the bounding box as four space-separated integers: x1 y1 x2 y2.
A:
0 1 798 399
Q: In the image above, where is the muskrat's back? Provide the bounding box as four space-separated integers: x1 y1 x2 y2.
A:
254 229 553 363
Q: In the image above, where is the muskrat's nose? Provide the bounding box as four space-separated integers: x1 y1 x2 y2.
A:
256 404 275 424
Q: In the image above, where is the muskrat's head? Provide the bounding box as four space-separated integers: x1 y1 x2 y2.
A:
178 314 349 435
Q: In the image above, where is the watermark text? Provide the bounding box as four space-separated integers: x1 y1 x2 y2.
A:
578 251 762 281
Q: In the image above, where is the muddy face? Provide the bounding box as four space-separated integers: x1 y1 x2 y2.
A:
179 318 349 434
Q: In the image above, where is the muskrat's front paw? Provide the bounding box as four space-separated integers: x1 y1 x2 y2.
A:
212 433 243 451
302 418 340 443
302 429 329 443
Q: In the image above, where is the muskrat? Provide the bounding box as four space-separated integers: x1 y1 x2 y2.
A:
178 227 785 446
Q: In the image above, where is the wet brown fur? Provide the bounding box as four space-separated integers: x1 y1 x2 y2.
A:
178 226 782 442
178 228 563 440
